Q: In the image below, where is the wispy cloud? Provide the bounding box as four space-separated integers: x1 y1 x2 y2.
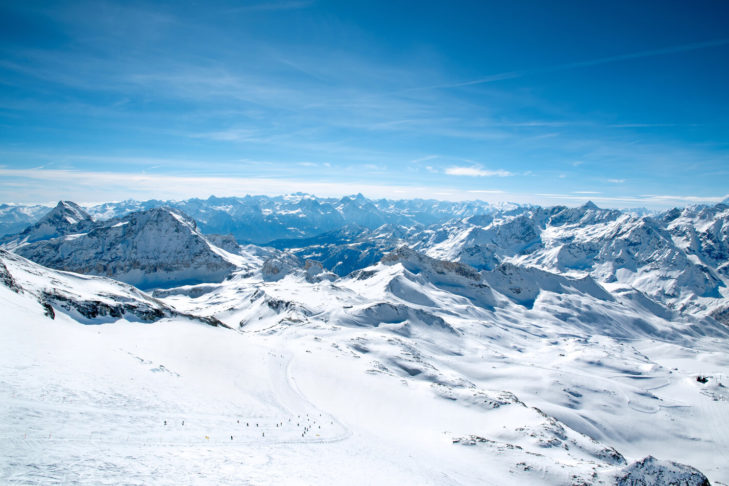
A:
537 192 728 206
1 168 725 209
638 194 729 203
445 167 513 177
0 168 435 203
410 155 440 164
425 38 729 89
608 123 702 128
191 128 267 142
224 0 315 13
1 4 727 206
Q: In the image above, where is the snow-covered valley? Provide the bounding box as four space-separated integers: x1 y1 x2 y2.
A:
1 195 728 485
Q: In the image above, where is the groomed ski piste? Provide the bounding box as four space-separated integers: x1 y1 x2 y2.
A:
1 243 727 485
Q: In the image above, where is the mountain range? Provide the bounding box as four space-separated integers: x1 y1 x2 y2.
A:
1 194 727 485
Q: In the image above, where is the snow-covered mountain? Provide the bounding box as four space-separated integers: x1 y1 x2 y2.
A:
1 196 728 485
0 200 95 248
0 250 224 326
169 194 515 243
411 202 725 319
0 194 514 243
10 207 240 289
4 197 727 317
15 228 717 483
663 203 729 272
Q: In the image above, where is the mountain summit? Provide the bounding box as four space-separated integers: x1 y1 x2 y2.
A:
15 206 236 289
1 200 94 247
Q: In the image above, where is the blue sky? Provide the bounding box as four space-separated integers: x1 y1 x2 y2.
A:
1 0 728 207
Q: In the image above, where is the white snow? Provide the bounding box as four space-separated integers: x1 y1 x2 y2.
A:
1 199 728 485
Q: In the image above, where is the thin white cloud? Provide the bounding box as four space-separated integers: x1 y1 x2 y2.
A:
410 155 439 164
426 38 729 89
573 191 601 194
639 194 729 202
0 168 434 203
363 164 387 172
537 192 727 206
607 179 625 184
191 128 264 142
609 123 700 128
1 169 725 209
445 167 513 177
225 0 315 13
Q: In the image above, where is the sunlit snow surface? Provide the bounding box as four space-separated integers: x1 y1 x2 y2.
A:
2 250 728 485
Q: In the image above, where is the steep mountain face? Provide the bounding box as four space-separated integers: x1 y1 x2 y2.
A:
415 203 725 314
664 203 729 271
481 262 613 309
14 207 236 289
1 201 95 248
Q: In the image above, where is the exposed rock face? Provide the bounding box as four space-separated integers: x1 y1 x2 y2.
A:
421 203 725 311
482 262 613 308
665 203 729 268
304 259 336 283
616 456 711 486
41 289 167 322
260 253 334 283
1 250 226 327
382 245 482 281
262 253 303 282
205 233 242 254
0 256 22 293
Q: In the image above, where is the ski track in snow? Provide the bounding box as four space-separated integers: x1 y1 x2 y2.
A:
0 342 353 486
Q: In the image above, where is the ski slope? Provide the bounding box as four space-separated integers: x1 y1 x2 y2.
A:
2 271 727 485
